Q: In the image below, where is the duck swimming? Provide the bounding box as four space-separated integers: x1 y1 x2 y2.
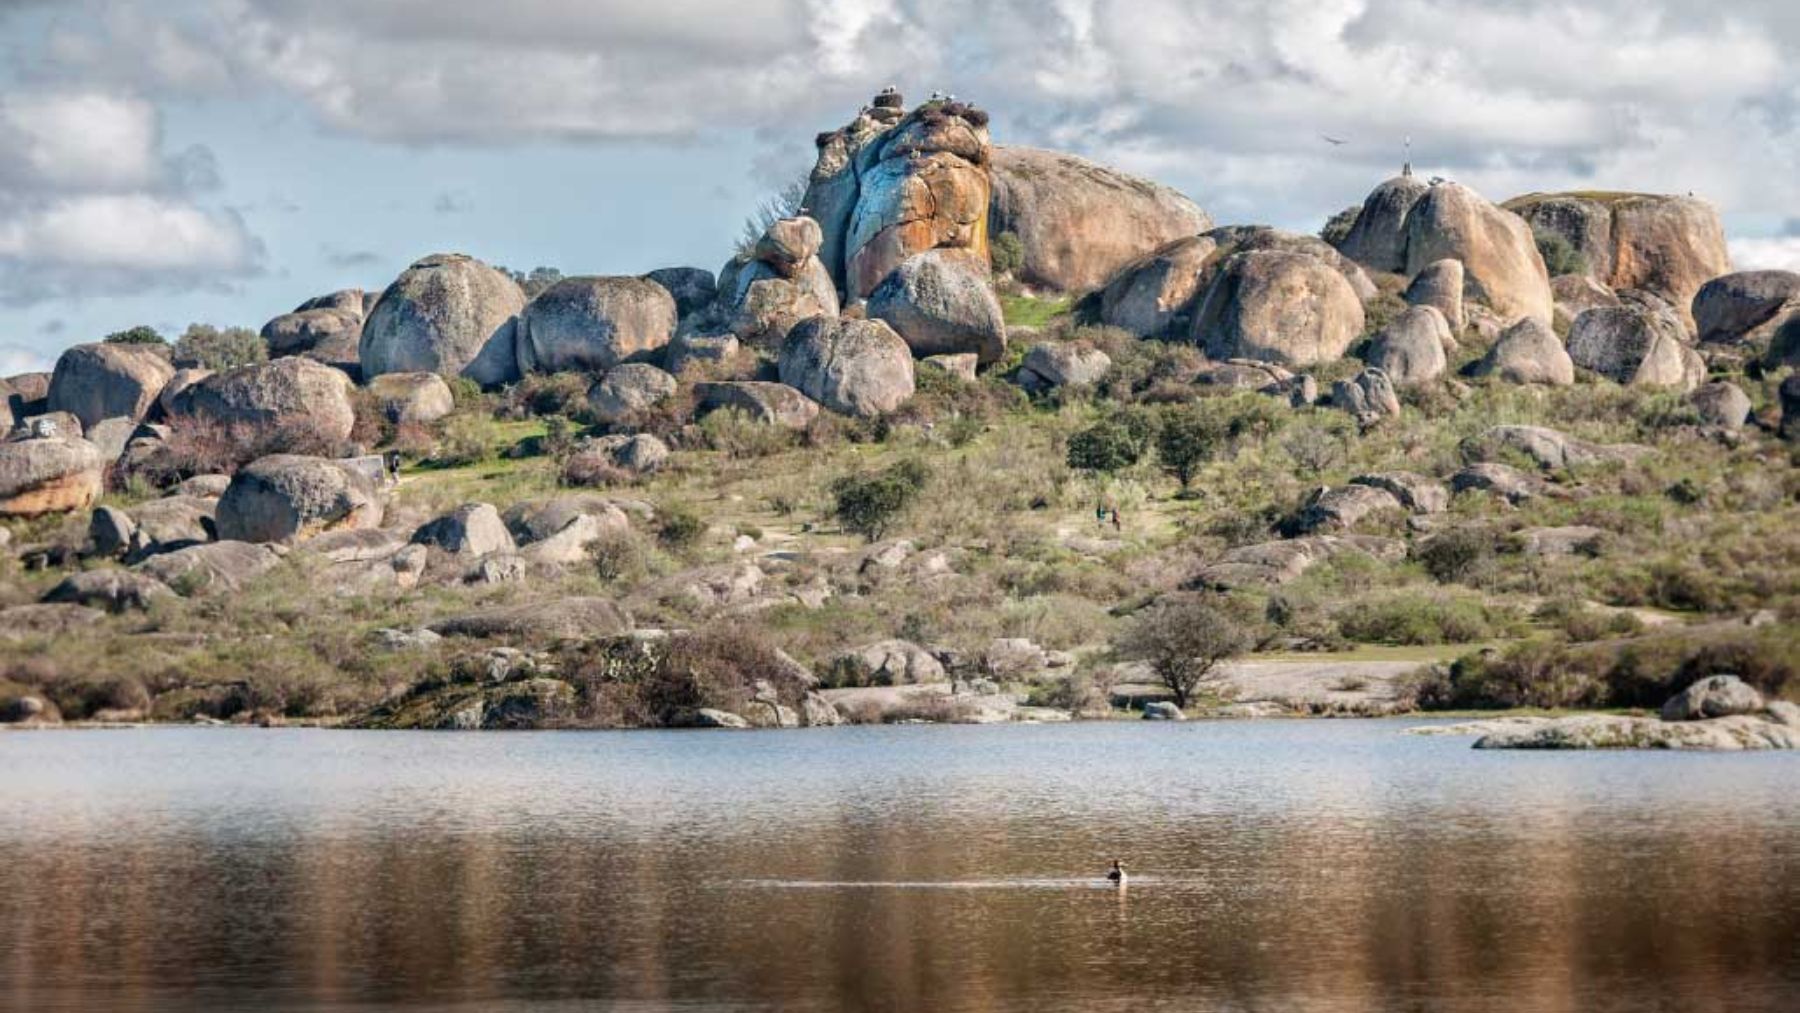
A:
1107 859 1127 885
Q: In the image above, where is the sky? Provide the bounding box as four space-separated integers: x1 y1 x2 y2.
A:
2 0 1799 374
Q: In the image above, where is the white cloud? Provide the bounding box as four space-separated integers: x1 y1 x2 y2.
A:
1730 237 1800 273
0 93 163 191
0 194 255 271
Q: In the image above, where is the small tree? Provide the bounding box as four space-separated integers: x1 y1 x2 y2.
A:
831 459 930 540
1067 415 1150 473
1155 403 1222 490
1319 205 1361 247
1532 227 1588 277
990 230 1025 276
103 325 166 346
174 323 266 371
1115 596 1249 709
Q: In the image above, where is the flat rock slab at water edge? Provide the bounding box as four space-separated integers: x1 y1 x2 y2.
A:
1445 712 1800 750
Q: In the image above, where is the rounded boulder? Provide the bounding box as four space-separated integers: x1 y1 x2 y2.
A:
215 454 383 544
866 248 1007 363
1365 305 1451 385
46 343 175 430
517 276 677 374
778 317 916 418
1193 250 1364 367
180 357 357 446
0 436 103 517
360 253 526 386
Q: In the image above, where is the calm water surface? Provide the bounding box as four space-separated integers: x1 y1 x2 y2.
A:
1 721 1796 1012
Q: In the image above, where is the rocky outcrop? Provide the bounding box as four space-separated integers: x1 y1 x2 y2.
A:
1016 342 1112 393
43 569 174 612
1403 259 1465 331
1331 368 1401 425
429 597 629 640
587 364 678 425
1505 192 1730 328
2 371 50 420
1551 274 1622 324
516 276 677 374
178 357 357 446
263 289 366 366
215 454 383 544
368 372 455 425
826 639 946 686
714 217 841 346
1336 171 1431 273
1661 675 1764 721
1291 484 1403 534
1461 424 1647 471
1405 183 1552 325
986 146 1210 293
1364 306 1450 385
360 253 526 386
503 497 630 566
91 495 215 559
136 541 281 594
1194 250 1364 366
46 343 175 430
866 248 1007 363
1469 318 1575 386
1350 472 1449 514
1689 381 1752 430
778 317 915 418
412 502 515 559
816 98 993 298
1450 462 1545 504
1188 535 1404 590
694 381 821 430
1514 525 1608 557
1567 296 1704 389
1467 711 1796 750
1100 227 1376 342
665 332 740 376
0 436 103 517
1691 270 1800 345
642 267 717 319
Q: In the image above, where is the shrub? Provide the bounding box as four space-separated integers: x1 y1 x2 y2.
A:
657 503 707 549
1113 595 1249 708
430 413 502 467
1533 227 1589 277
506 372 590 419
1415 527 1495 585
1154 402 1220 489
589 528 654 583
1319 205 1361 247
1067 416 1148 473
127 414 342 485
700 408 793 458
990 230 1025 275
831 459 931 540
173 324 266 371
1337 594 1499 646
561 448 630 488
447 376 484 407
103 325 167 347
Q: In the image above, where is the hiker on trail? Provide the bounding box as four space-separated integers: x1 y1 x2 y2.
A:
385 450 402 482
1095 502 1108 527
1111 508 1122 532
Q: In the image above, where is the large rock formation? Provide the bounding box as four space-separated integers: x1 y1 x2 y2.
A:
986 146 1210 293
1017 342 1112 393
1404 183 1552 325
694 381 821 430
778 317 916 418
1469 318 1575 386
516 276 677 374
1193 250 1364 366
178 357 357 446
642 267 718 319
1691 270 1800 345
215 454 384 544
360 253 526 386
367 372 455 425
866 248 1008 363
262 289 366 367
46 343 175 430
806 94 992 298
1567 295 1704 390
0 436 102 517
711 216 840 347
587 364 678 425
1336 171 1431 273
1100 227 1373 340
1403 259 1466 331
1504 192 1730 328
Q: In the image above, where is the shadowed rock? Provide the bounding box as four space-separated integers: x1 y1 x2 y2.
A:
1469 318 1574 386
215 454 384 544
47 343 175 430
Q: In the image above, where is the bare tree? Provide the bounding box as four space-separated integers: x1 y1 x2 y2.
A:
1114 596 1249 709
736 177 810 254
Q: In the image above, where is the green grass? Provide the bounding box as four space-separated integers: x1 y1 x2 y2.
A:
1000 293 1072 329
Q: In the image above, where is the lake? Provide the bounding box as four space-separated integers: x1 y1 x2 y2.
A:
1 721 1796 1012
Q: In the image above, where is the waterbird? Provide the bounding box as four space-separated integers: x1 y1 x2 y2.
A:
1107 859 1127 885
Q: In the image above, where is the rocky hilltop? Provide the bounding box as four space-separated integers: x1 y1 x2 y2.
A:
2 90 1795 736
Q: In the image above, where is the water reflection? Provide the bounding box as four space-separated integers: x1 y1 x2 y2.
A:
1 723 1796 1012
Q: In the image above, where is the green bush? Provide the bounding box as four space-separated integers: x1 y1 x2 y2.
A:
508 372 590 419
1319 205 1361 247
700 408 794 458
657 503 707 549
1533 227 1589 277
1414 527 1495 585
1337 594 1501 646
831 459 931 540
1067 410 1154 473
103 325 167 346
173 324 265 371
990 230 1025 275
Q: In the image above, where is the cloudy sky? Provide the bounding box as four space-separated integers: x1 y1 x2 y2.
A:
3 0 1798 373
